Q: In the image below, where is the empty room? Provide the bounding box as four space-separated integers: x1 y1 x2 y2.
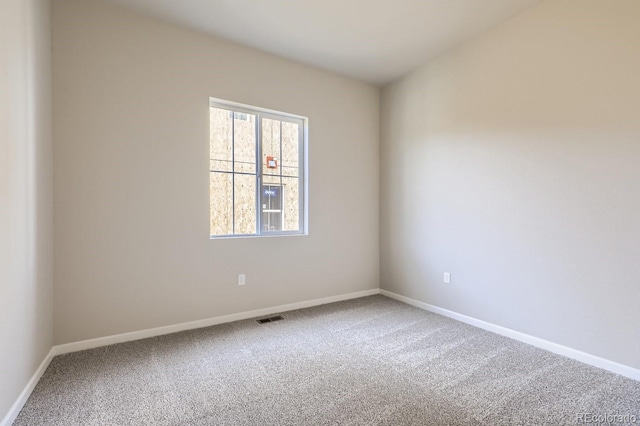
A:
1 0 639 424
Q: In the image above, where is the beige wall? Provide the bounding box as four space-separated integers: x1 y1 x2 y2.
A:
380 0 640 369
0 0 53 420
52 0 379 344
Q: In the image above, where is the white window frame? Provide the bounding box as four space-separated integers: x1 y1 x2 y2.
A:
209 97 308 239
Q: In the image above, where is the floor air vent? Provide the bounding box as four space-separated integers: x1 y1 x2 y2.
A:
257 315 284 324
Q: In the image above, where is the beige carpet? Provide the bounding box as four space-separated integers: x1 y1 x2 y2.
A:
15 295 640 425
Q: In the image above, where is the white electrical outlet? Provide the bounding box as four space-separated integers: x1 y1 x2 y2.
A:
238 274 246 286
443 272 451 284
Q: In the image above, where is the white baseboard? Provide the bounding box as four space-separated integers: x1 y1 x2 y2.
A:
54 288 380 355
380 289 640 382
0 348 55 426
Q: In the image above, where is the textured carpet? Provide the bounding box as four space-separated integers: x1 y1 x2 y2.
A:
15 295 640 425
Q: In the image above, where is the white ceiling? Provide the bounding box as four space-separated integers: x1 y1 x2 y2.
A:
100 0 540 85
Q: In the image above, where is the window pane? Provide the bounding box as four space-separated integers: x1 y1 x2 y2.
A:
261 118 281 177
282 177 300 231
210 172 232 235
234 174 256 234
210 107 232 172
281 121 299 178
234 112 256 174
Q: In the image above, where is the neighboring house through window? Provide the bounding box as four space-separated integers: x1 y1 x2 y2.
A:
209 98 307 237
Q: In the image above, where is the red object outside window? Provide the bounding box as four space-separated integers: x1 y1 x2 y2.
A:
266 156 278 169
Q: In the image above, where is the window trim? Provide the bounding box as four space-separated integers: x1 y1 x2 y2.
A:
209 97 308 239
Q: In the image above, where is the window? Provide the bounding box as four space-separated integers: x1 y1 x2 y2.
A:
209 98 307 237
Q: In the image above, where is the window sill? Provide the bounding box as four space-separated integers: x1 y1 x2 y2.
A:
209 232 308 240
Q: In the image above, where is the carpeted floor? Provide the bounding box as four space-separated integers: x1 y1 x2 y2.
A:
15 295 640 425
